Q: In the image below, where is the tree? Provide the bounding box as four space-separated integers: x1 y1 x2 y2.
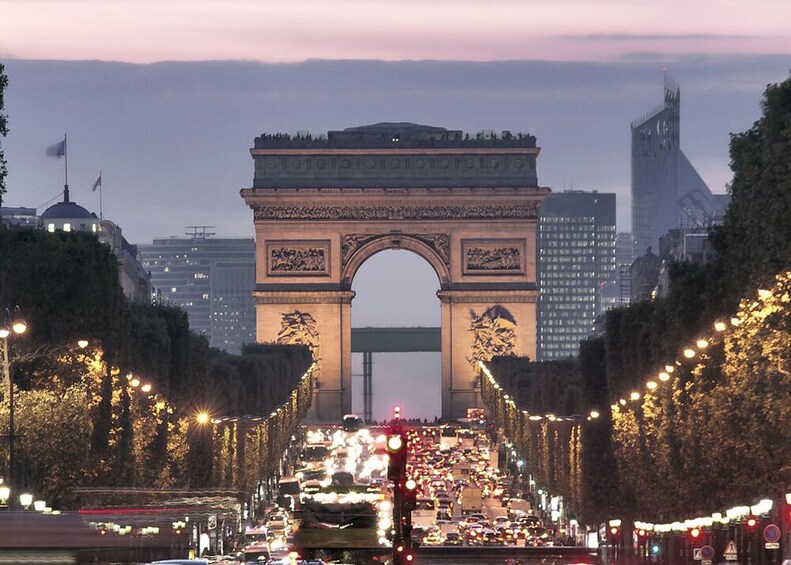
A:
712 72 791 309
0 63 8 209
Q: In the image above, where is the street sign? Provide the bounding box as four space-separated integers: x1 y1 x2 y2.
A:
724 539 738 561
702 560 712 565
693 548 702 560
763 523 781 543
765 542 780 550
700 545 715 560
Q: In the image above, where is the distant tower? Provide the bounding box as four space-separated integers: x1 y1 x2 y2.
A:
631 75 719 257
538 190 616 360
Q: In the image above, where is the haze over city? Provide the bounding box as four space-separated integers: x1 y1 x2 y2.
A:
1 0 789 419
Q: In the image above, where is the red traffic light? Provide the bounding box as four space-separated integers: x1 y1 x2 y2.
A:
637 529 647 538
746 515 758 529
689 527 701 539
609 527 619 536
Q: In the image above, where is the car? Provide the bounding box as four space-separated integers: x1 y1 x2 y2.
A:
443 532 462 546
148 561 209 565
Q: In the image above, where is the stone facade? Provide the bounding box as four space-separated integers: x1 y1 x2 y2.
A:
241 123 549 421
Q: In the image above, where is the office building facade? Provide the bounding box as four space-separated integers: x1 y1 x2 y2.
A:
538 190 616 360
631 76 728 258
138 230 256 354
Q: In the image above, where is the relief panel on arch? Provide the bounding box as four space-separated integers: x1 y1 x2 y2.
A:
266 239 330 277
461 238 526 276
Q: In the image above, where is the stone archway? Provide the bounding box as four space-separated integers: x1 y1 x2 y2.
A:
241 123 549 421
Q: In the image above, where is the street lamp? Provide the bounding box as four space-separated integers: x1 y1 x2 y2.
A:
0 484 9 508
1 308 27 509
18 492 32 510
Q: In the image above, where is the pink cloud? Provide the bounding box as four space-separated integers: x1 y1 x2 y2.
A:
1 0 789 62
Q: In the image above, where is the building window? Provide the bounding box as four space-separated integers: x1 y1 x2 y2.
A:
63 223 71 232
47 223 55 232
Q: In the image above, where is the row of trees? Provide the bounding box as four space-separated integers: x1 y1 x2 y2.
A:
480 73 791 524
0 228 313 507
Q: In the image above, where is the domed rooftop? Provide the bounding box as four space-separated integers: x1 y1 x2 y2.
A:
41 186 96 220
41 200 95 220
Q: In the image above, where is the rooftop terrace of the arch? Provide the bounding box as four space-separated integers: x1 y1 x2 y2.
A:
241 123 550 422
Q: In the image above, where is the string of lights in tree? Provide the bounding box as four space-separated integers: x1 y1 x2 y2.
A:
611 273 790 414
610 271 790 535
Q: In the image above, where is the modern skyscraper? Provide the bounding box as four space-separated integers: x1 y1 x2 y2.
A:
538 190 616 360
615 232 634 304
138 228 256 354
631 75 727 258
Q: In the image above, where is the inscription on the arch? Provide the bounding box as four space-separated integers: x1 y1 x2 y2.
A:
267 240 330 276
462 239 526 275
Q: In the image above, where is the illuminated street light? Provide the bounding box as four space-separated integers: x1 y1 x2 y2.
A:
77 339 89 349
630 392 640 401
19 492 33 510
646 381 658 391
1 307 28 510
589 410 600 419
658 372 670 382
196 412 211 425
696 339 709 349
683 348 696 359
141 383 152 393
714 321 726 332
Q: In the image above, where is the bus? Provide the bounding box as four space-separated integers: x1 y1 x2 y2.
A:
342 413 363 432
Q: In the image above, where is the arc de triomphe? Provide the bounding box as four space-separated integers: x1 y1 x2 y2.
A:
241 123 549 421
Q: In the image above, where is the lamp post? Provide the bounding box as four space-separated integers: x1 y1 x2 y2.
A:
1 308 27 509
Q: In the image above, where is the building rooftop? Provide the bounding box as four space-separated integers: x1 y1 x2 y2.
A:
254 122 536 149
41 200 95 220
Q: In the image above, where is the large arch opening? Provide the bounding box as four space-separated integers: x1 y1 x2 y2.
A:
350 249 441 422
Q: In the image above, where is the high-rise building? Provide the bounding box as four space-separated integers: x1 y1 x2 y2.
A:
538 190 616 360
631 76 728 257
615 232 634 304
138 228 255 354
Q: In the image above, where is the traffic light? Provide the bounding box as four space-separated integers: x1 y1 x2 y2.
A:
745 515 758 531
609 526 621 543
688 527 701 540
387 432 406 481
403 478 418 513
650 541 661 556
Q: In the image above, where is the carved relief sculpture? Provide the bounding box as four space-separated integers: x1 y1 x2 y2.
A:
342 232 450 270
254 203 539 222
462 239 526 275
466 246 520 270
270 247 326 272
467 305 517 370
276 310 321 364
267 240 330 276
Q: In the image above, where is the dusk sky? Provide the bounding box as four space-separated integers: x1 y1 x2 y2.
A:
2 0 790 63
2 1 790 419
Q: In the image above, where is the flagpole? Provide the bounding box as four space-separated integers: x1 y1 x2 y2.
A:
63 133 69 201
99 169 103 221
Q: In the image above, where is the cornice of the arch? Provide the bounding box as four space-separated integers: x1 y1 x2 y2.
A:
341 232 450 290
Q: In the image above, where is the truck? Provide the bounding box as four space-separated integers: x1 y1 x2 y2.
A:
460 486 483 514
411 497 436 529
507 497 533 520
